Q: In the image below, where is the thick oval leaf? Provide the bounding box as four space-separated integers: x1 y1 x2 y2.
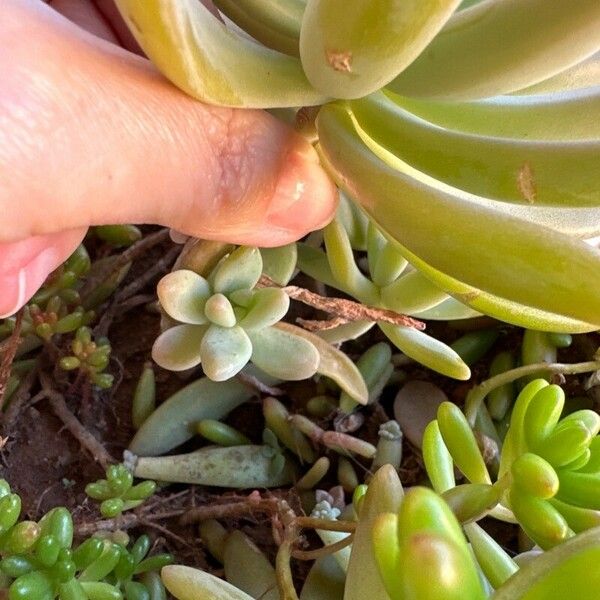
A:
316 105 600 329
381 270 448 314
213 0 303 57
114 0 327 108
224 531 278 600
239 288 290 332
389 87 600 141
260 244 298 286
249 325 319 380
275 322 368 404
515 51 600 95
157 270 210 324
200 325 252 381
388 0 600 100
380 323 470 380
129 377 253 456
352 93 600 207
152 324 205 371
162 565 254 600
300 0 460 98
212 247 263 295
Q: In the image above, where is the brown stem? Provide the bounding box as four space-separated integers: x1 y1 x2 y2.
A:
292 533 354 560
180 498 279 526
276 534 300 600
258 275 425 331
40 373 113 468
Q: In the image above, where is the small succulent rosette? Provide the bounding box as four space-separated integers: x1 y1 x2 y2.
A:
152 246 319 382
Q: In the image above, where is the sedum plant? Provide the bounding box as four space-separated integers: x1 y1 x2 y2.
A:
0 479 172 600
423 379 600 549
152 246 320 381
111 0 600 334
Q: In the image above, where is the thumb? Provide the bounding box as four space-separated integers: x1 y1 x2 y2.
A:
0 0 337 248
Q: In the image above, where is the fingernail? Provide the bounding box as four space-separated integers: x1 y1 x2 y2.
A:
0 247 60 318
0 269 27 318
267 149 337 232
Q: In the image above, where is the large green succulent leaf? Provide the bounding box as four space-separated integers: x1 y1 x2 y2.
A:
200 325 252 381
388 0 600 100
345 465 403 600
152 324 206 371
380 270 448 314
515 51 600 95
300 0 461 99
388 88 600 141
492 527 600 599
239 288 290 332
162 566 254 600
113 0 327 108
316 104 600 331
351 93 600 208
248 325 319 380
412 297 481 320
213 247 263 295
213 0 303 57
157 270 211 324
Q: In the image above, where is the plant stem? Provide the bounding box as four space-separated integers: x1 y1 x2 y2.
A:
465 360 600 426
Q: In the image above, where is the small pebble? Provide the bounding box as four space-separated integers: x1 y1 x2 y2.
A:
393 380 448 448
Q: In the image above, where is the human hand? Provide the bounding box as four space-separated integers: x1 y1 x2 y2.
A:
0 0 337 317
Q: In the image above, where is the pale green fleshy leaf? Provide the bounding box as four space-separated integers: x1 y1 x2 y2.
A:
275 322 368 404
213 247 263 294
157 270 211 324
380 322 470 380
200 325 252 381
249 326 319 380
260 244 297 286
204 293 237 328
152 324 206 371
162 566 254 600
239 288 290 332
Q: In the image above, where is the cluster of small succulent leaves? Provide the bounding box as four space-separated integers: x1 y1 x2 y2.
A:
113 0 600 335
59 327 114 389
0 246 93 346
298 196 478 381
0 479 172 600
157 465 600 600
152 246 322 381
422 379 600 551
85 464 157 519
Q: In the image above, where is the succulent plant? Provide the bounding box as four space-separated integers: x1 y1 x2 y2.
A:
424 379 600 549
0 479 172 600
297 199 476 380
59 327 114 389
152 246 321 381
85 464 157 519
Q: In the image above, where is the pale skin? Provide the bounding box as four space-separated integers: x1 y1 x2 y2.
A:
0 0 337 316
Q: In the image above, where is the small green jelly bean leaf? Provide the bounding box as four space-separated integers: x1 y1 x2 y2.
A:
512 453 559 499
437 402 491 484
